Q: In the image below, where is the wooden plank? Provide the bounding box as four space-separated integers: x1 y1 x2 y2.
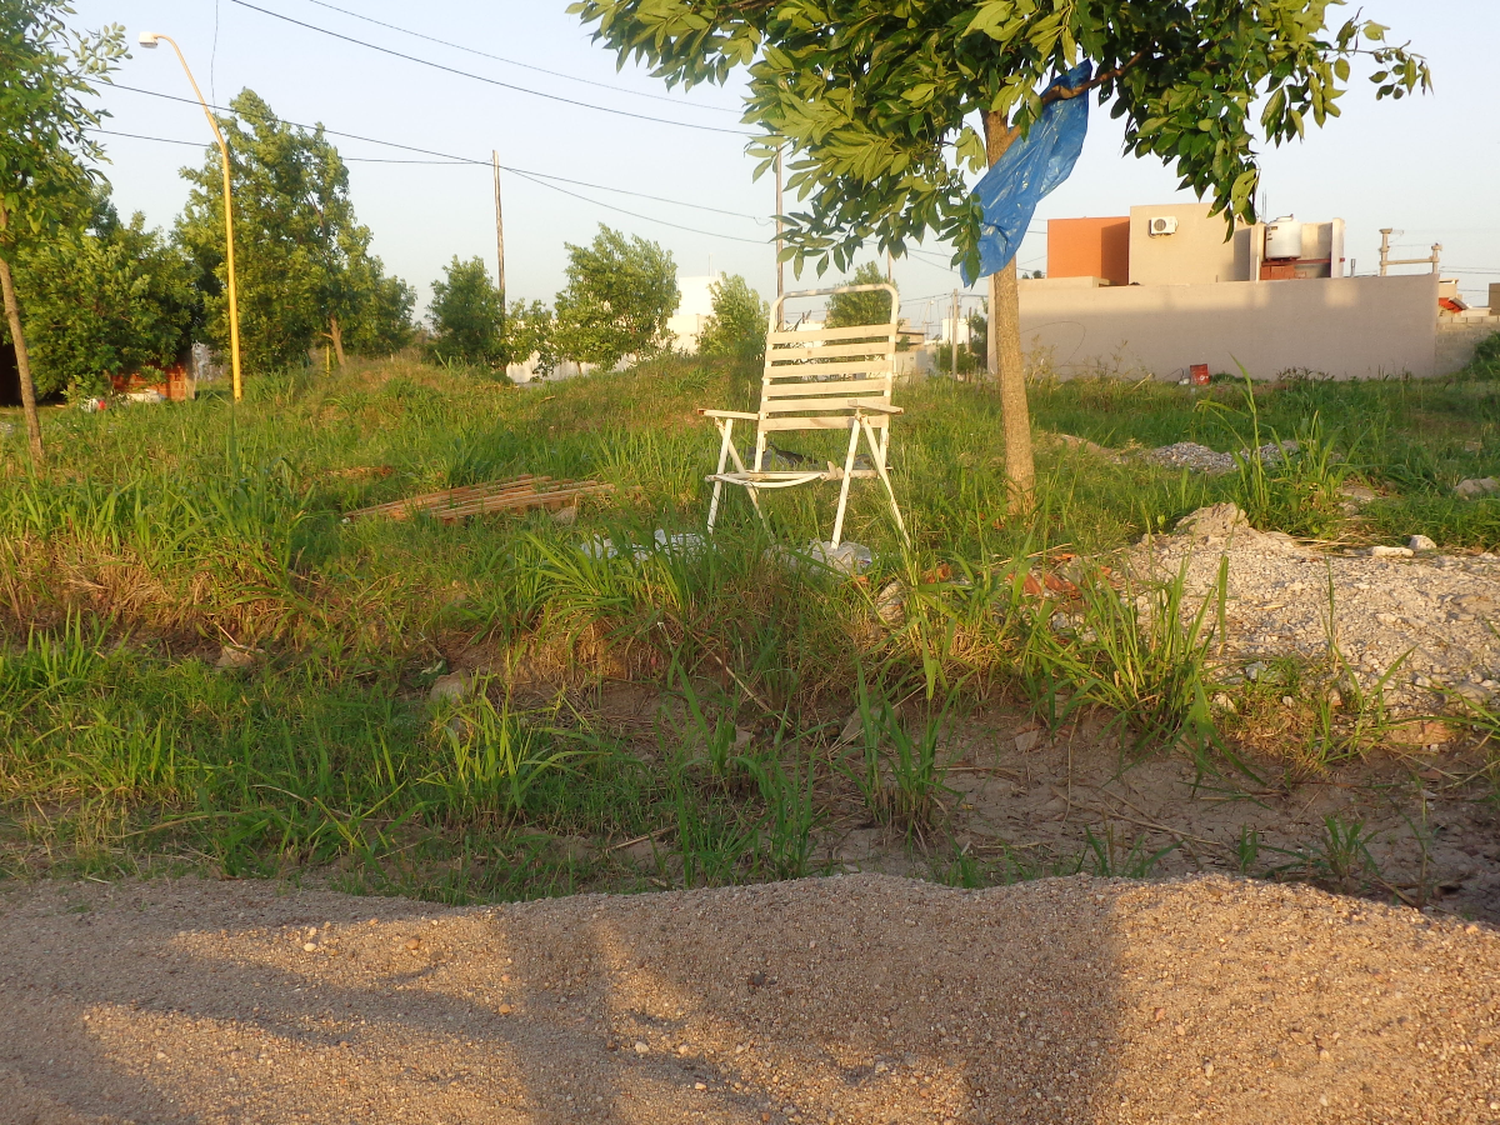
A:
762 378 892 398
432 483 613 522
762 358 894 379
350 478 548 521
350 474 545 517
345 475 616 523
759 415 890 431
766 340 897 361
762 398 895 415
766 324 897 344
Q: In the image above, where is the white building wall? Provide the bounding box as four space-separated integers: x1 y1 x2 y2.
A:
1019 273 1440 381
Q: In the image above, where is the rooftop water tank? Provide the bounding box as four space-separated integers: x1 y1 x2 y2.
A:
1264 216 1303 260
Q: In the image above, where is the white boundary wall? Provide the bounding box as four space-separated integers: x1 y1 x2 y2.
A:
1019 273 1439 380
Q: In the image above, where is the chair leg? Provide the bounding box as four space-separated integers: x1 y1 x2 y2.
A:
707 419 734 534
862 418 911 549
829 422 862 548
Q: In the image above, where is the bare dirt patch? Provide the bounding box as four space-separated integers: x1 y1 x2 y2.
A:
1 874 1497 1125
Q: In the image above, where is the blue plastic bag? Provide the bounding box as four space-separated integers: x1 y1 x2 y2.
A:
963 61 1092 285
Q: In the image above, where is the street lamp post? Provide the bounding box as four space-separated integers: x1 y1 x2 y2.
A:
139 32 242 401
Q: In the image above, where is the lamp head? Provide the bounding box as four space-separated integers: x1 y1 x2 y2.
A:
138 32 161 48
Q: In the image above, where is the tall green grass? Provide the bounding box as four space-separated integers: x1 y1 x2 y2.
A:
3 353 1498 898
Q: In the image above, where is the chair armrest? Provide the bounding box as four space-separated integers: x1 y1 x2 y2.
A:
698 409 760 420
856 403 903 415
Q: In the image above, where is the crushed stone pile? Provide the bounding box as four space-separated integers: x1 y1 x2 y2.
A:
1142 441 1295 475
1129 503 1500 709
1 874 1496 1125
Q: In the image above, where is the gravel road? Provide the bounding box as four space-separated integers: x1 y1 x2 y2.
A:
2 873 1496 1124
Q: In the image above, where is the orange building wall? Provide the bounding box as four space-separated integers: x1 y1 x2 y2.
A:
1047 217 1130 286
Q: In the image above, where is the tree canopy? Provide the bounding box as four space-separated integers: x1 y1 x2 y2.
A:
15 186 197 398
0 0 124 462
696 273 768 363
177 89 412 372
428 255 506 367
553 224 679 370
571 0 1430 278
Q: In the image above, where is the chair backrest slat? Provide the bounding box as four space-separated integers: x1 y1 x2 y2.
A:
756 284 899 436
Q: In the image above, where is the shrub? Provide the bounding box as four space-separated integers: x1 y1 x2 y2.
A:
428 256 505 367
553 225 679 369
697 274 768 364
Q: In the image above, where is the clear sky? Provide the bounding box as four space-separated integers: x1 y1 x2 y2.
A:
72 0 1500 332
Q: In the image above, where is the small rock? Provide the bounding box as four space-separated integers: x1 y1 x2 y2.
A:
874 579 905 626
302 942 317 952
1173 502 1250 540
835 710 864 748
1013 728 1042 754
1368 545 1414 558
1203 1061 1215 1079
497 1003 513 1015
1454 477 1500 500
1244 662 1266 682
404 938 421 951
1210 692 1237 714
807 539 873 575
633 1040 650 1055
215 644 261 671
428 670 474 703
1408 534 1437 552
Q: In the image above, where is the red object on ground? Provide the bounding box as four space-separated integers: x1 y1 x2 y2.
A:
1190 363 1211 386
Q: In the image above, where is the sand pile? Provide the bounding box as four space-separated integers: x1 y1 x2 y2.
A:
1 873 1496 1124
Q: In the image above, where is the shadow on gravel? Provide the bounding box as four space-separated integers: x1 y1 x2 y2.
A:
1 873 1496 1123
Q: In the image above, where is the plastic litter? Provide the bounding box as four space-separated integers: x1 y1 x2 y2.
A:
582 528 707 561
963 61 1091 285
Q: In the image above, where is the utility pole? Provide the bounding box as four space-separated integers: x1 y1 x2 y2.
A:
775 143 785 304
492 150 506 304
950 289 959 381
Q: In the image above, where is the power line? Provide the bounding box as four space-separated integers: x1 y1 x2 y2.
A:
91 123 769 244
298 0 741 115
226 0 753 137
107 85 768 221
95 127 469 163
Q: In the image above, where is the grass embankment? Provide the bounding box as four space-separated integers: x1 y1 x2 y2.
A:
2 356 1499 899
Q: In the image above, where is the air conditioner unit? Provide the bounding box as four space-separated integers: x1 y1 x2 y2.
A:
1148 216 1178 237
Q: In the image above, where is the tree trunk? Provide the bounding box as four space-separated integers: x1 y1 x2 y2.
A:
329 316 346 367
983 109 1035 514
0 247 44 468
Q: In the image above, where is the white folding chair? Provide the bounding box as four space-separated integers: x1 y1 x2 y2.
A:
698 283 909 549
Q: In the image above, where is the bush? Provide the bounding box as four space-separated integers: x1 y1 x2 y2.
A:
13 191 197 399
553 225 679 369
826 262 897 329
697 274 768 364
428 257 505 367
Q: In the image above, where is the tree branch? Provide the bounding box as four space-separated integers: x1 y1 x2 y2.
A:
1039 49 1147 105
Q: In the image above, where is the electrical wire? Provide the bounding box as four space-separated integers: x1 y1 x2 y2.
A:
94 127 470 163
105 87 769 221
299 0 741 115
90 125 769 244
226 0 753 136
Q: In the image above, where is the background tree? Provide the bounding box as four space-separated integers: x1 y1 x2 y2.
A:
504 298 558 378
340 259 416 357
15 185 197 399
177 89 411 373
571 0 1429 511
696 273 768 364
825 262 897 330
428 256 505 366
553 224 679 370
0 0 124 464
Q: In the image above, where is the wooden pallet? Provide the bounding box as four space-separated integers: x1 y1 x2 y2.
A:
345 475 613 523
